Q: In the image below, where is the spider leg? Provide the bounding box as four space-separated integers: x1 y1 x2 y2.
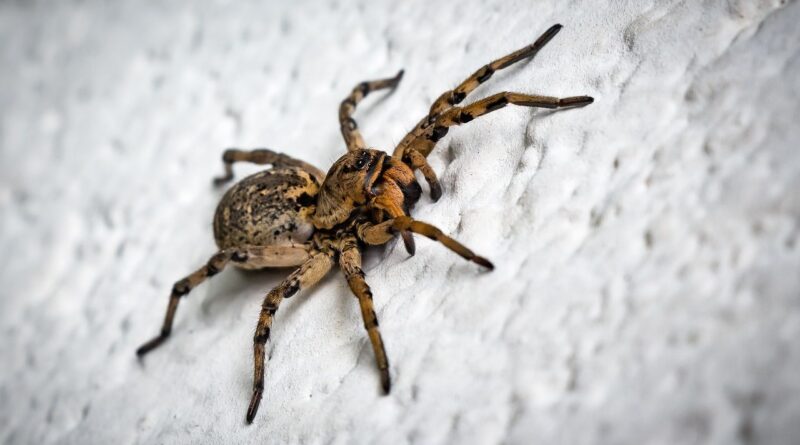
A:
403 148 442 201
393 23 563 160
397 92 592 201
359 217 494 270
213 148 325 186
338 243 391 394
247 251 334 424
430 24 564 118
135 244 311 357
392 24 592 200
340 70 404 152
435 92 594 132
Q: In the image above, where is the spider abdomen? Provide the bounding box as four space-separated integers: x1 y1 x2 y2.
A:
213 167 319 251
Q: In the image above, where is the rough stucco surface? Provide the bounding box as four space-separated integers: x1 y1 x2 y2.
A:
1 0 799 444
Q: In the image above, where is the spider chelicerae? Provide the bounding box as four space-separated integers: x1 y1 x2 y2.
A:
136 24 593 424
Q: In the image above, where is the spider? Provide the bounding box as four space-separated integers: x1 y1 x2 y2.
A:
136 24 593 424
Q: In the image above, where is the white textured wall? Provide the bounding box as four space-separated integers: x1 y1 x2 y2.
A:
2 1 799 444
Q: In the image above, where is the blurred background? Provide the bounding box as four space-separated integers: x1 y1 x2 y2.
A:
1 1 799 444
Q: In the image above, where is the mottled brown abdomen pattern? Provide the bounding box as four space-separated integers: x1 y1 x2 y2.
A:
213 167 320 249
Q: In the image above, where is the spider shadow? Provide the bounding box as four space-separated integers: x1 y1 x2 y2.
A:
196 257 362 329
355 81 402 125
199 267 294 324
360 90 395 115
533 106 586 120
201 237 402 323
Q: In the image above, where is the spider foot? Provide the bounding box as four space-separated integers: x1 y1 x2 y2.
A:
472 256 494 271
136 334 168 357
381 370 392 394
212 175 232 187
390 69 405 87
246 388 263 424
559 95 594 107
401 231 416 256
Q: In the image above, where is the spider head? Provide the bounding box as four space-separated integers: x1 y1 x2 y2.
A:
313 148 420 229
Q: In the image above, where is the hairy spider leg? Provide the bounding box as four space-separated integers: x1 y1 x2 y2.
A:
340 70 404 152
392 24 593 201
136 244 311 357
359 216 494 270
393 23 564 160
213 148 325 186
398 91 592 201
247 251 334 424
402 148 442 200
435 92 594 130
338 242 392 394
428 23 564 119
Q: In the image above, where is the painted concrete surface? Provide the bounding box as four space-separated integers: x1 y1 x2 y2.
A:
1 1 799 443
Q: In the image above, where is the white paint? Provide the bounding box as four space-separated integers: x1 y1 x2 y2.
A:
1 1 799 444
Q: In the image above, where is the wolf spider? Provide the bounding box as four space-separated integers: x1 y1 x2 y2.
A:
136 24 593 423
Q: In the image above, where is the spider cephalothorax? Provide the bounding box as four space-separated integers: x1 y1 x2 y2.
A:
136 24 593 424
313 148 421 230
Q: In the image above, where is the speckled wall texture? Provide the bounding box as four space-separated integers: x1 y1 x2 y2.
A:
1 1 799 444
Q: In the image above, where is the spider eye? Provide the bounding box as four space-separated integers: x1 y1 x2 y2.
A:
354 156 368 169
